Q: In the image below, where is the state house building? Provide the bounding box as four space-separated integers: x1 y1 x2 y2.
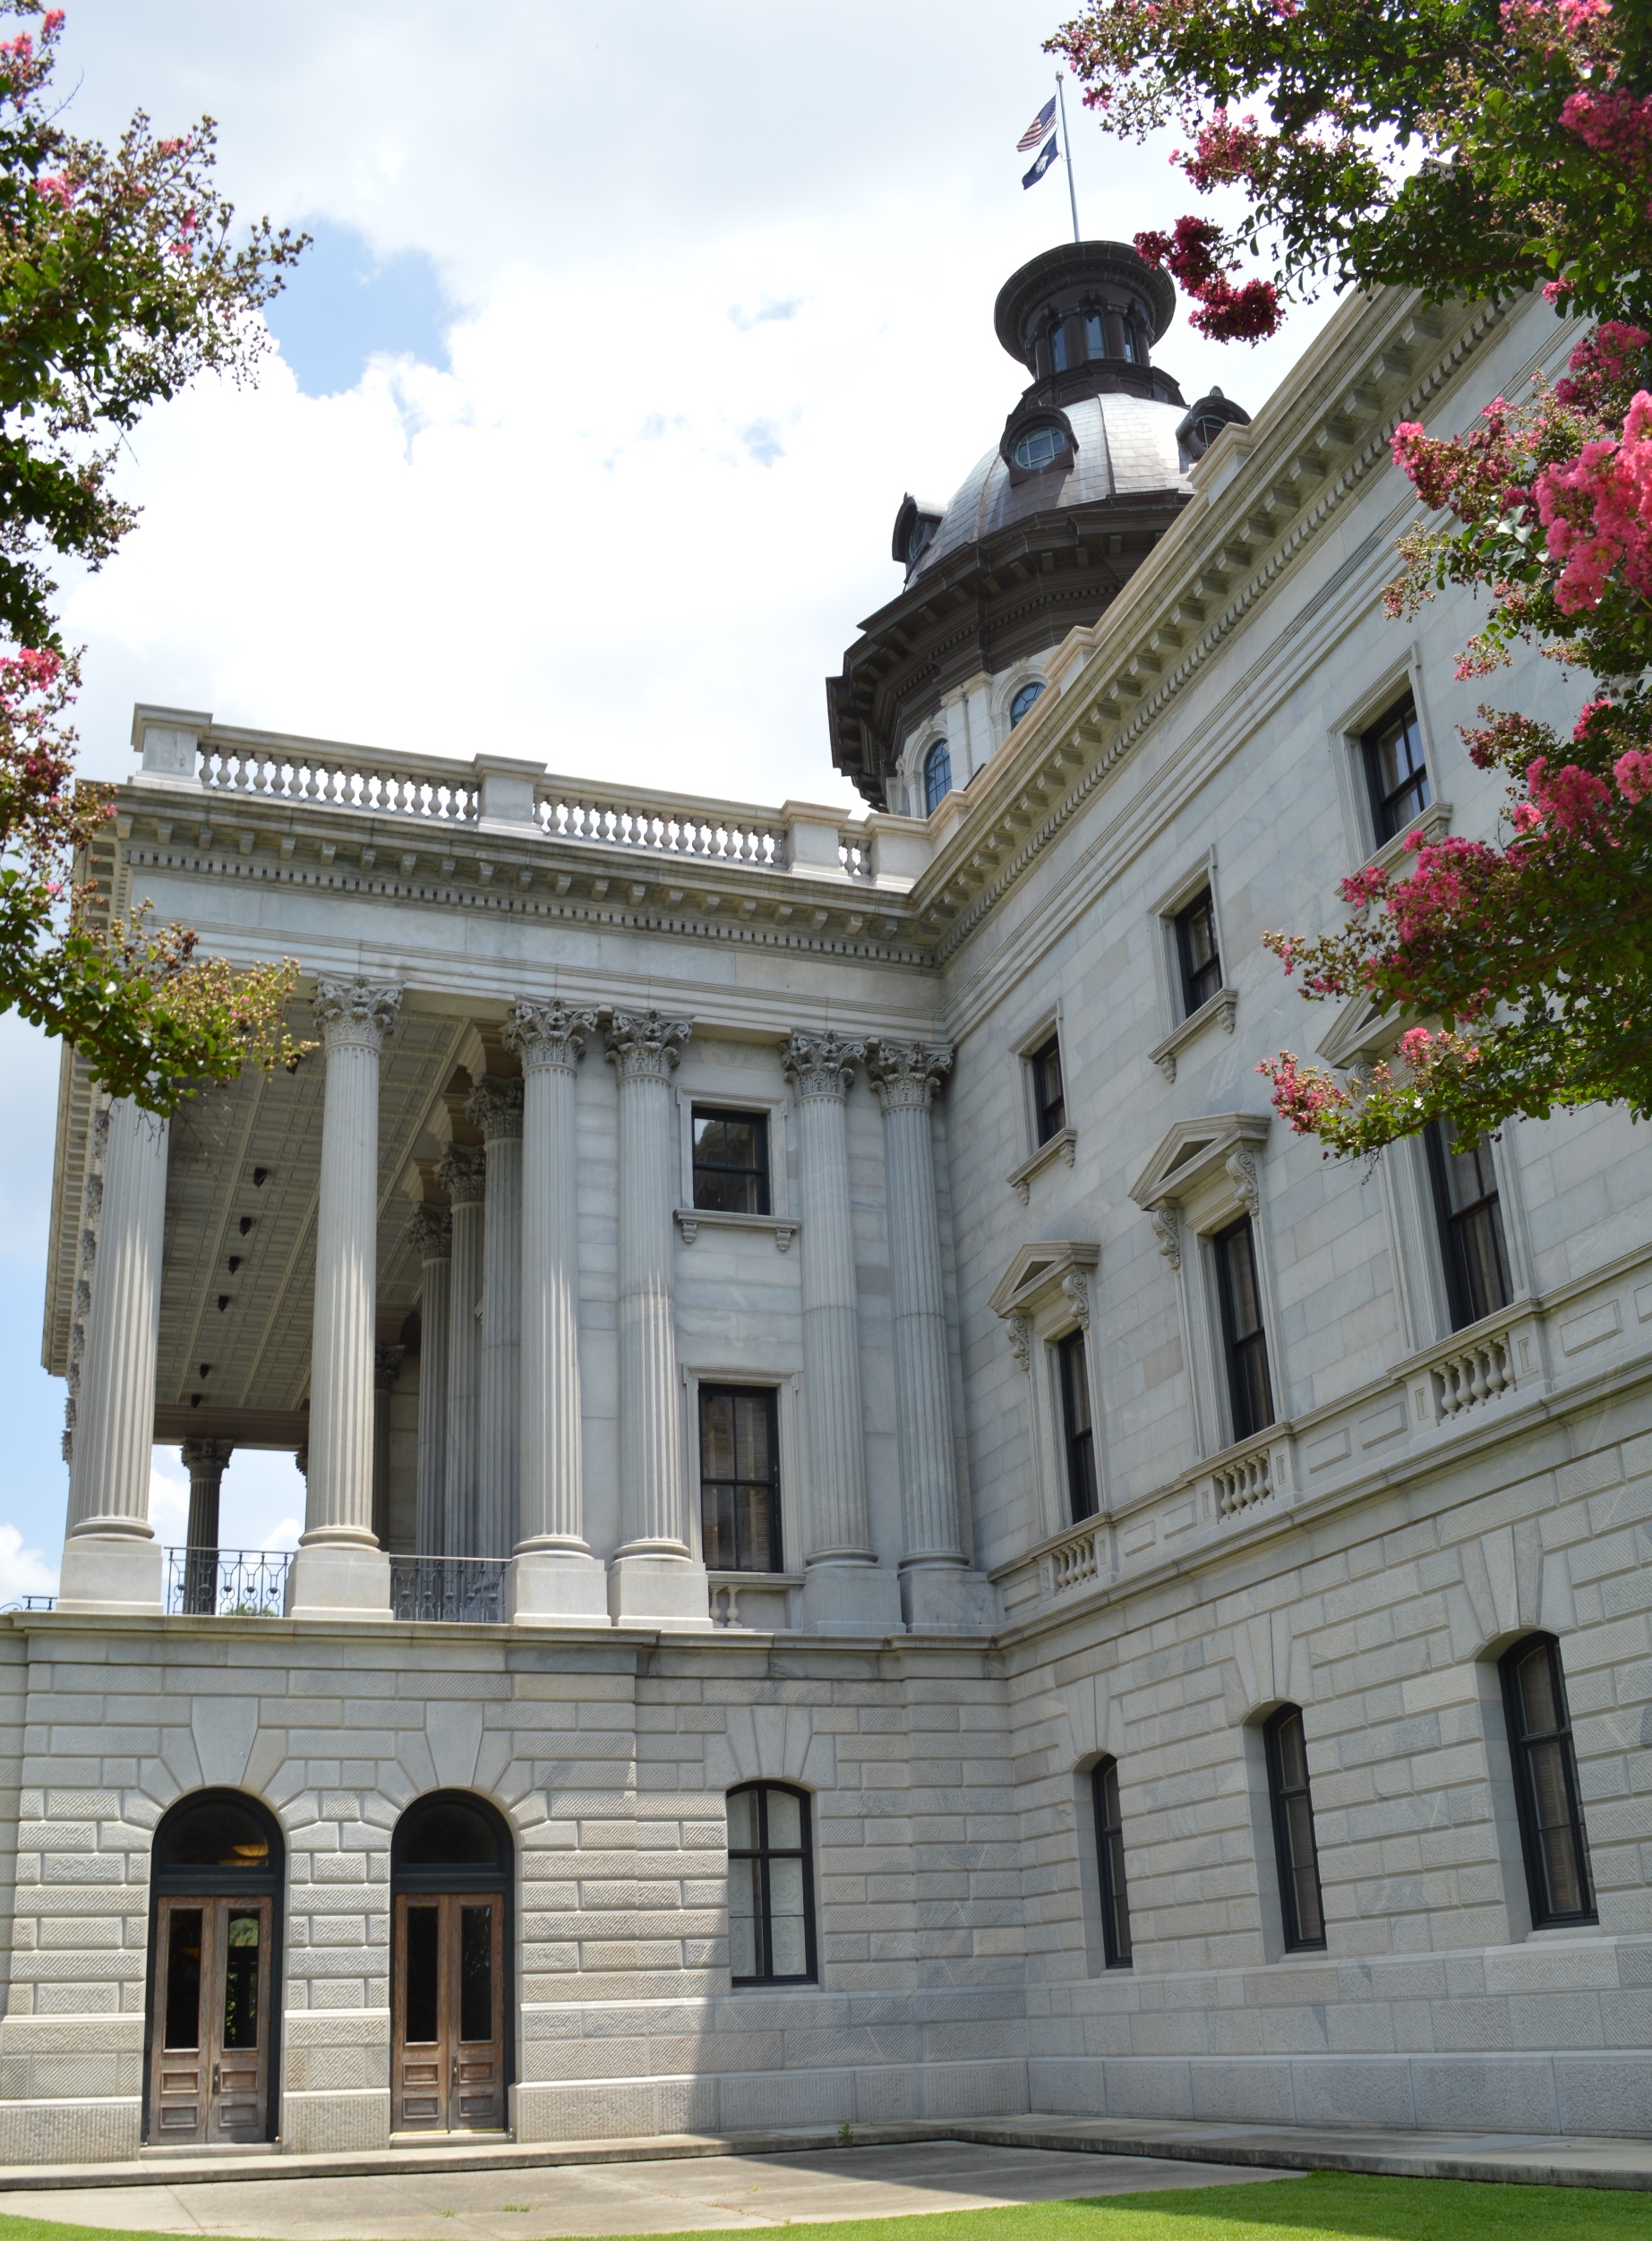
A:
9 242 1651 2162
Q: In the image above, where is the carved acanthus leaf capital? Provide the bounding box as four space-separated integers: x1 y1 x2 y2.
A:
865 1038 954 1112
313 977 403 1051
437 1143 487 1205
781 1029 865 1100
505 999 598 1073
180 1437 234 1475
603 1007 693 1082
374 1342 407 1391
407 1203 452 1260
466 1074 524 1142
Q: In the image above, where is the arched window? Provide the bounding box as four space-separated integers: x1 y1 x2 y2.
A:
923 739 953 817
728 1783 816 1986
390 1792 513 2134
1009 680 1045 726
1083 311 1106 360
1090 1758 1133 1967
1263 1706 1325 1950
1501 1635 1596 1928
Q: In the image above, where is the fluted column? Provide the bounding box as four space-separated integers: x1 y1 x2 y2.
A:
866 1039 992 1633
604 1007 708 1628
287 977 401 1619
181 1437 233 1615
782 1032 901 1636
504 1001 607 1624
372 1342 406 1550
407 1206 451 1556
469 1077 524 1562
59 1095 169 1612
438 1144 486 1558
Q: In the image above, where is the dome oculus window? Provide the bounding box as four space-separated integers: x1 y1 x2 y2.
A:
1011 423 1067 472
923 739 953 816
1009 680 1046 727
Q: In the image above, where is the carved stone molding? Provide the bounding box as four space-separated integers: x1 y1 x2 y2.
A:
1006 1126 1077 1204
781 1029 865 1100
1061 1270 1091 1332
407 1203 452 1260
1006 1313 1032 1373
1148 985 1238 1083
374 1343 407 1392
437 1143 487 1205
1227 1149 1261 1218
1151 1203 1181 1271
180 1437 234 1474
603 1007 693 1082
313 976 403 1050
865 1038 954 1112
466 1075 524 1142
505 999 597 1073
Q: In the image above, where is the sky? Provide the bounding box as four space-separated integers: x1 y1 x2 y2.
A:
0 0 1336 1593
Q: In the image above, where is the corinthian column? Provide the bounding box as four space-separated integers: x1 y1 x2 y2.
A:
782 1032 901 1636
503 1001 607 1624
181 1438 233 1615
287 977 401 1619
407 1205 451 1556
866 1039 993 1633
468 1076 524 1562
59 1095 169 1613
604 1007 708 1628
438 1143 486 1557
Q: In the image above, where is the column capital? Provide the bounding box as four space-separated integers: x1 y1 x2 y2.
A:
437 1143 487 1204
407 1203 452 1261
505 999 597 1073
466 1075 524 1142
374 1342 407 1392
866 1039 954 1112
782 1030 866 1100
313 977 403 1052
180 1437 233 1474
603 1007 692 1082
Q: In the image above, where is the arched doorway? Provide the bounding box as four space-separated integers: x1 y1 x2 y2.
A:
390 1792 511 2135
145 1790 283 2145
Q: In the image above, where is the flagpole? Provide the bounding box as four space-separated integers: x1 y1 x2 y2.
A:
1055 70 1081 243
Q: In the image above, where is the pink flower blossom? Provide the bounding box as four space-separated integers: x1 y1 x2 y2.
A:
1613 748 1652 802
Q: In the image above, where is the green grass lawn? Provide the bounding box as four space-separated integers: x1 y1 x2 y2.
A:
0 2173 1648 2241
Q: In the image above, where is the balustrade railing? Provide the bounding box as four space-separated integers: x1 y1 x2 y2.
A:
534 785 786 868
1047 1518 1104 1596
197 743 479 822
1431 1329 1515 1420
1212 1443 1274 1518
389 1555 509 1623
166 1547 292 1617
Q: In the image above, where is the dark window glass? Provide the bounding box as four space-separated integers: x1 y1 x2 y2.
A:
1091 1758 1133 1967
691 1107 771 1216
1030 1034 1066 1144
1501 1636 1596 1929
1058 1329 1099 1523
404 1905 439 2041
1175 889 1223 1016
397 1800 501 1869
1121 324 1137 364
727 1783 816 1985
1050 323 1068 372
158 1800 270 1870
459 1904 493 2041
1010 680 1046 726
1363 696 1431 844
221 1912 261 2050
1264 1706 1326 1950
923 740 953 815
1425 1119 1512 1330
699 1386 781 1573
163 1909 203 2049
905 517 931 567
1083 311 1105 359
1214 1218 1274 1441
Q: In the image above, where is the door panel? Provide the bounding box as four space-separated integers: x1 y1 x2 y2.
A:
150 1896 272 2145
211 1903 270 2140
153 1903 206 2138
393 1892 505 2133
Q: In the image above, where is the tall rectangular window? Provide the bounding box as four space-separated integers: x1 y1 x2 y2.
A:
728 1783 816 1986
698 1386 781 1572
1091 1758 1133 1967
691 1107 770 1215
1425 1119 1512 1330
1501 1635 1596 1929
1362 694 1431 845
1213 1218 1273 1441
1057 1329 1099 1522
1264 1706 1326 1951
1175 889 1222 1016
1030 1033 1066 1144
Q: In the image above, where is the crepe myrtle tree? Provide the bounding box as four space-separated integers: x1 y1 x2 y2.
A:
0 4 308 1112
1049 0 1652 1154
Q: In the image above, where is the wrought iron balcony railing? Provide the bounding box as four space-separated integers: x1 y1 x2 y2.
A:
166 1547 293 1617
389 1556 509 1624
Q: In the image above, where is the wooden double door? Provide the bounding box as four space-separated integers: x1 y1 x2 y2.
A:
150 1895 273 2143
392 1890 506 2133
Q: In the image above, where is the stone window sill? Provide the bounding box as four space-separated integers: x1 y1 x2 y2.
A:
1006 1127 1077 1204
1149 986 1237 1082
1361 797 1451 879
674 1207 799 1252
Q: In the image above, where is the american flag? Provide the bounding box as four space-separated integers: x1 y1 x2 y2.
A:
1016 97 1057 151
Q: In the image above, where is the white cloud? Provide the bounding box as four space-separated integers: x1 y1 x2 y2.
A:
0 1526 58 1604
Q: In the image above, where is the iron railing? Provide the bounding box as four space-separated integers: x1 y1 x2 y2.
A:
0 1595 56 1612
389 1556 509 1624
165 1547 293 1617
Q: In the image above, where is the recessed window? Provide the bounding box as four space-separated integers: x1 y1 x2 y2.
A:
1012 423 1066 472
1264 1706 1326 1951
1175 888 1222 1016
1050 323 1069 372
1009 680 1046 726
698 1385 781 1574
1362 694 1431 845
1214 1217 1273 1441
1091 1758 1133 1967
1083 311 1105 359
1500 1634 1596 1929
727 1783 816 1985
906 517 932 567
1121 322 1138 364
1030 1033 1066 1145
1425 1120 1511 1330
923 739 953 815
1057 1328 1099 1523
691 1107 770 1216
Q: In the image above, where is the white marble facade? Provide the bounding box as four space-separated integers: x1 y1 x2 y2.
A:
9 274 1652 2162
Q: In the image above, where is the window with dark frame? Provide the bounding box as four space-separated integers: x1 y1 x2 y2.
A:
698 1386 781 1574
1500 1635 1596 1929
1425 1119 1512 1330
1263 1706 1326 1951
1091 1758 1134 1967
1057 1328 1099 1523
691 1107 771 1217
923 739 953 815
1030 1033 1066 1145
1213 1217 1274 1441
1362 694 1432 845
727 1783 816 1986
1175 889 1223 1017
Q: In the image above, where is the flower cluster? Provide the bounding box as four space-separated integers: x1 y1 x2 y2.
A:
1133 217 1281 342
